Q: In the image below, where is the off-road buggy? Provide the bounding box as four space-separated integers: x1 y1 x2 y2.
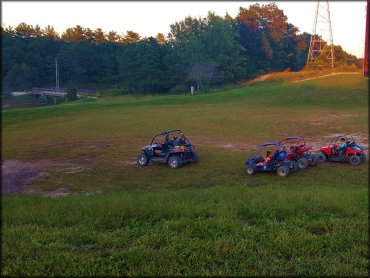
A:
280 136 318 169
317 134 366 165
137 130 198 169
245 142 299 177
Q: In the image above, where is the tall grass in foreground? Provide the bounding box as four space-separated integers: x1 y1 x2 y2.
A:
2 169 368 276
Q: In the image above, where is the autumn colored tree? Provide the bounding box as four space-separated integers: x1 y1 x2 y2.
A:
43 25 59 39
14 22 34 38
84 28 94 41
155 33 167 44
106 31 118 43
61 25 86 42
93 28 107 44
119 31 141 45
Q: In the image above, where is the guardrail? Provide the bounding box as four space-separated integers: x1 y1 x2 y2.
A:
31 88 67 96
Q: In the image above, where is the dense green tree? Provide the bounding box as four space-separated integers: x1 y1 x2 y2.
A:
3 63 33 92
1 5 359 97
118 38 170 94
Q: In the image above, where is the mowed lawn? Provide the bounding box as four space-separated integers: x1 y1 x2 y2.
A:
2 73 369 276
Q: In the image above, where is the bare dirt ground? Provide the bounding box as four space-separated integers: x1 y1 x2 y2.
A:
2 134 367 196
1 141 108 196
49 141 112 148
2 158 102 197
1 159 57 195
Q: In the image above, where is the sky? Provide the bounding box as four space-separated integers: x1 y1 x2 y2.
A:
1 1 367 58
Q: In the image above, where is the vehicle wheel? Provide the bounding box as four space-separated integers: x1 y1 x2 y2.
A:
308 155 318 166
168 155 182 169
349 155 361 166
277 166 290 177
361 153 366 162
192 152 199 164
137 153 149 166
297 157 309 169
291 161 300 172
317 152 327 163
246 166 255 175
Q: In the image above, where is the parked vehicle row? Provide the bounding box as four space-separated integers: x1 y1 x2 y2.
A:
137 131 366 177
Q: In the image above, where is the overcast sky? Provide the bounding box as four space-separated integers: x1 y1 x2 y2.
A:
1 1 367 58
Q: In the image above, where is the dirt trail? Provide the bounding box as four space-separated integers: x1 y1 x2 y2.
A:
243 71 362 86
292 72 361 83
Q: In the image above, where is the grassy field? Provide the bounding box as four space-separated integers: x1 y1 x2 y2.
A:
2 73 368 276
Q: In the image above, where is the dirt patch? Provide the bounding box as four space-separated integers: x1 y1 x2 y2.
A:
122 160 137 166
22 187 72 197
310 114 357 126
220 144 233 149
50 141 112 148
22 187 103 197
190 136 255 152
1 159 57 195
1 159 94 195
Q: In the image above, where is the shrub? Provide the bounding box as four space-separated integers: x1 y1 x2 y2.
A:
169 84 189 95
67 87 77 101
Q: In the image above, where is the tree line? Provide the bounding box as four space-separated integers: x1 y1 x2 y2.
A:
1 3 359 97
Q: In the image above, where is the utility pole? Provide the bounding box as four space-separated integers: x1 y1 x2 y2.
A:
364 0 369 77
306 1 335 68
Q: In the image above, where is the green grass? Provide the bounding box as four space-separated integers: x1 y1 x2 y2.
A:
2 73 369 276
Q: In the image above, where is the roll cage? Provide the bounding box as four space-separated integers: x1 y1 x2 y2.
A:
150 130 192 145
247 142 284 162
281 136 306 145
281 136 307 151
329 134 355 146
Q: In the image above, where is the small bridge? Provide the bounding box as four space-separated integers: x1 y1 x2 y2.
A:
31 87 67 97
30 88 98 97
17 88 99 104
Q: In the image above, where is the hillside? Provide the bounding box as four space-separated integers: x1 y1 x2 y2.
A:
2 73 368 276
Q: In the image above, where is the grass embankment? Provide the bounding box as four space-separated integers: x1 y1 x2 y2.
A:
2 73 368 276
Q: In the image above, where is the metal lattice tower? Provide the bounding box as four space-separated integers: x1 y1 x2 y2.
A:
306 1 335 68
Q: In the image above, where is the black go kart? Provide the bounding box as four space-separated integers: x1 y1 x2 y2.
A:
137 130 198 169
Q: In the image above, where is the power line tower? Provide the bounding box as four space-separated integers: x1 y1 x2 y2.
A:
364 0 369 77
306 1 335 68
